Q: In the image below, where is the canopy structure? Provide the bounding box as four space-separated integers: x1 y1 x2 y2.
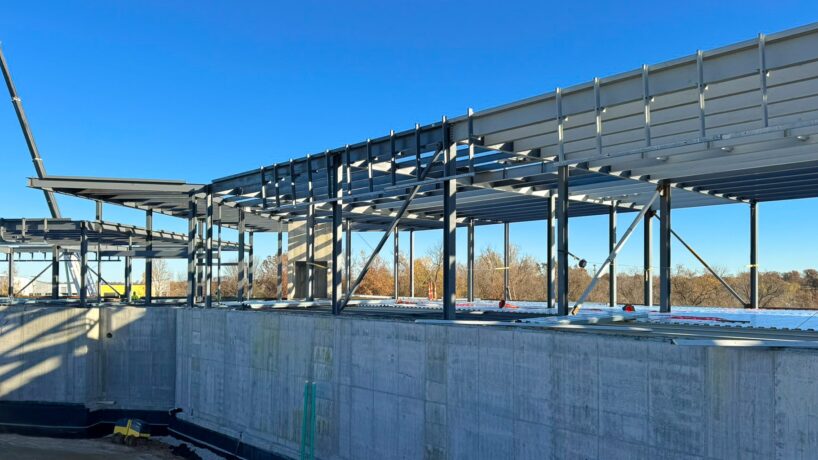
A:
29 176 283 233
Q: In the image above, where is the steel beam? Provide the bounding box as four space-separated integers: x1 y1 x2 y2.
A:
277 228 284 300
643 211 653 306
572 191 660 314
393 227 399 298
6 249 13 299
503 222 510 301
238 210 246 301
145 209 153 305
338 147 445 311
344 219 352 295
205 189 214 307
187 195 196 306
467 219 475 302
248 231 254 299
306 200 316 301
609 203 617 307
80 223 87 306
332 154 344 314
409 230 415 298
557 165 570 315
196 220 203 302
659 182 671 312
547 195 556 308
51 246 59 299
442 118 457 320
124 237 132 302
750 201 759 309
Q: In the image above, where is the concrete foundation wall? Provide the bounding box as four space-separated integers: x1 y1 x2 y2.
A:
0 306 175 411
4 305 818 459
175 309 818 460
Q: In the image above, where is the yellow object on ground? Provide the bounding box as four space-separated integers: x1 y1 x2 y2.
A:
100 284 145 299
112 418 151 446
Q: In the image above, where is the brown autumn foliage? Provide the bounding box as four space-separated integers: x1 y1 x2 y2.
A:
343 243 818 309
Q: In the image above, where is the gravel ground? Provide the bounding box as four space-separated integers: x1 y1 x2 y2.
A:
0 433 184 459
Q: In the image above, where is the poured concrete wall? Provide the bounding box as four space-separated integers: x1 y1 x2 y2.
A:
286 221 333 299
4 305 818 459
0 306 175 411
175 308 818 460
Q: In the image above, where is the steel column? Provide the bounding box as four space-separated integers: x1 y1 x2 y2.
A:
659 182 672 312
344 219 352 295
332 154 344 314
248 231 254 300
205 189 214 307
7 249 13 299
442 118 457 320
750 201 759 309
80 223 87 306
196 221 203 302
145 209 153 305
557 166 570 315
547 195 556 309
644 212 653 306
306 200 315 301
51 246 60 299
609 203 617 307
409 230 415 298
238 210 246 301
125 236 132 302
393 227 400 298
503 222 510 301
187 195 196 307
277 229 284 300
96 202 102 302
467 219 475 302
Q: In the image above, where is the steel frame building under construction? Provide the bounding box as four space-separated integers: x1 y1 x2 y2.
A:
8 22 818 319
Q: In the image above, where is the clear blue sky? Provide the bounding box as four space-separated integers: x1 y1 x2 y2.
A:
1 1 817 281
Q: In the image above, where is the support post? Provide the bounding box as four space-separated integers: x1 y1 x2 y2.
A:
644 211 653 306
344 219 352 295
238 210 246 301
306 200 315 301
7 249 14 300
572 191 660 314
80 223 88 306
503 222 510 301
609 203 617 307
409 230 415 298
187 194 197 307
145 209 153 305
205 189 214 307
393 227 400 299
51 246 60 299
557 166 570 315
248 231 254 300
196 221 203 302
547 195 556 308
659 182 671 312
750 201 758 309
332 154 344 314
96 204 102 302
442 117 457 320
277 229 284 300
467 219 474 302
125 235 132 302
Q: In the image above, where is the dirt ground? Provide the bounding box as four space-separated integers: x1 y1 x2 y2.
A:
0 433 182 459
